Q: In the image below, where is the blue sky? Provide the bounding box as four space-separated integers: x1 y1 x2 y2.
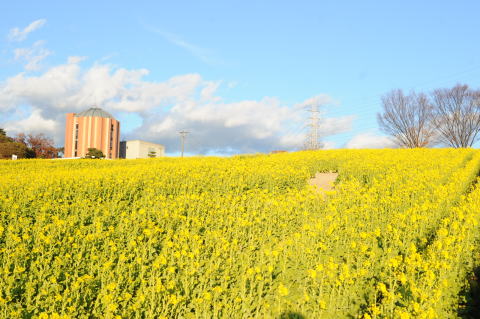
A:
1 1 480 154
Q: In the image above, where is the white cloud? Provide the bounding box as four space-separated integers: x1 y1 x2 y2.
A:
8 19 47 42
14 40 52 71
318 116 354 135
0 56 352 152
278 132 306 149
147 27 222 65
0 60 83 113
68 56 87 64
296 94 334 109
200 81 221 101
345 132 396 149
4 109 58 135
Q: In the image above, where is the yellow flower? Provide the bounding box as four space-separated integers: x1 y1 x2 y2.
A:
278 283 289 296
203 292 212 301
318 300 327 310
307 269 317 279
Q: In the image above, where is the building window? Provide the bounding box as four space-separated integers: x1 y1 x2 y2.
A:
109 124 114 151
74 123 79 157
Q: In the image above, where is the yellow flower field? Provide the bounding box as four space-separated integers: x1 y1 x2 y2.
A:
1 149 480 318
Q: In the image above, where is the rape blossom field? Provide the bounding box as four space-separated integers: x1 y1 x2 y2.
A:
1 149 480 318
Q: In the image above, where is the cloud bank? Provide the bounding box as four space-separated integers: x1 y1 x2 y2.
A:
0 59 352 154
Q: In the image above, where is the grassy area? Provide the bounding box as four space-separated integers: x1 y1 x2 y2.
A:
1 149 480 318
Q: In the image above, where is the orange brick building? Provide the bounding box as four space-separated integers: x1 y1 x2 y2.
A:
64 107 120 159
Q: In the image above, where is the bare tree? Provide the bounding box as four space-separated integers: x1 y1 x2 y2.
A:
15 133 58 158
431 84 480 148
0 129 34 159
377 89 436 148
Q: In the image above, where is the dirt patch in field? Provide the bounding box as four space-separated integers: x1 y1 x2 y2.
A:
308 172 338 192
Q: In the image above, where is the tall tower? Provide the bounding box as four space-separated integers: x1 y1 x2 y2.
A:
305 103 323 150
64 107 120 159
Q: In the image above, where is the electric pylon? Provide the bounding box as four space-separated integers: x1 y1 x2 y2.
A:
304 103 323 150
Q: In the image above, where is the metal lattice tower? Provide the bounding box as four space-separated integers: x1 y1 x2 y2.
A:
305 103 323 150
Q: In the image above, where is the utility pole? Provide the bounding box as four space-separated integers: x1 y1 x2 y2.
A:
179 130 189 157
305 103 323 150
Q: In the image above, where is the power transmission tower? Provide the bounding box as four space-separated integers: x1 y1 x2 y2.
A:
304 103 323 150
179 130 189 157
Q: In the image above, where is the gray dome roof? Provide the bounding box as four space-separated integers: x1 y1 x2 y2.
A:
75 107 114 119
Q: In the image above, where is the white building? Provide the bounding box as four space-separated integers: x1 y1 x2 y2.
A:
119 140 165 159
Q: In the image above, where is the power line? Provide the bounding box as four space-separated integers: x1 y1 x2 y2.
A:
276 65 480 150
318 63 480 119
179 130 189 157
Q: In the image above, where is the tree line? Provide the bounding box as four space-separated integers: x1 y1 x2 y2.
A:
377 84 480 148
0 128 109 160
2 83 478 159
0 129 61 159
